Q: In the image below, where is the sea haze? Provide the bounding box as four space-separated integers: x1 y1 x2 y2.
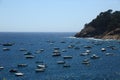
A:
0 32 120 80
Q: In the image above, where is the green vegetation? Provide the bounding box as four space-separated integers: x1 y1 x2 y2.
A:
75 9 120 39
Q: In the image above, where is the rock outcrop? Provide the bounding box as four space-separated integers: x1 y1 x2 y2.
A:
75 9 120 40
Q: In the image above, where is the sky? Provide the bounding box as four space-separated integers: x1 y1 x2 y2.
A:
0 0 120 32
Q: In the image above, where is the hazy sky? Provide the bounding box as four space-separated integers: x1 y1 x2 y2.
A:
0 0 120 32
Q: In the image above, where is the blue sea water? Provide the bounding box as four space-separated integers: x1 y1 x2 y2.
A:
0 32 120 80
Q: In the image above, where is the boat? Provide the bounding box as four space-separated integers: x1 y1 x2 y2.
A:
9 69 18 73
105 53 114 56
84 46 92 48
52 53 61 56
86 50 91 53
90 54 100 59
15 72 24 76
24 52 32 55
2 43 14 46
3 48 10 51
63 56 72 59
35 68 45 72
57 61 65 64
54 47 60 50
63 64 70 67
37 64 46 68
101 48 106 51
80 53 89 56
68 45 74 48
74 47 80 50
25 55 35 59
82 59 90 65
0 66 4 70
53 50 60 53
19 48 27 51
62 49 67 52
17 64 28 67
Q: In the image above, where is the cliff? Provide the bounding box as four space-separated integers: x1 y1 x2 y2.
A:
75 9 120 40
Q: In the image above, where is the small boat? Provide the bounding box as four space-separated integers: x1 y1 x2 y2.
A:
86 50 91 53
53 50 60 53
35 61 44 64
63 64 70 67
105 53 114 56
9 69 18 73
25 55 35 59
101 48 106 51
63 56 72 59
68 45 74 48
37 64 46 68
35 68 45 72
54 47 60 50
62 49 67 52
19 48 27 51
35 49 44 54
15 72 24 76
0 66 4 70
90 54 100 59
61 41 66 43
17 64 28 67
84 46 92 48
82 59 90 65
57 61 65 64
52 53 61 56
2 43 14 46
3 48 10 51
74 47 80 50
80 53 89 56
24 52 32 55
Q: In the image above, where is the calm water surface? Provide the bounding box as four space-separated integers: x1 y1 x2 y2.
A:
0 32 120 80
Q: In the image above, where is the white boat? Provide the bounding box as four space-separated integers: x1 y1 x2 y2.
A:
82 59 90 64
63 56 72 59
90 54 100 59
35 68 45 72
63 64 70 67
0 66 4 70
15 72 24 76
3 48 10 51
19 48 27 51
101 48 106 51
57 61 65 64
80 53 89 56
62 49 67 52
52 53 61 56
25 55 35 59
17 64 28 67
53 50 60 53
86 50 91 53
37 64 46 68
105 53 114 56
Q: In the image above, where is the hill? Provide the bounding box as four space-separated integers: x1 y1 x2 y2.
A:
75 9 120 40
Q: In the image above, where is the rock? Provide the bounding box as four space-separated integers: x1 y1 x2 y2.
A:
75 9 120 40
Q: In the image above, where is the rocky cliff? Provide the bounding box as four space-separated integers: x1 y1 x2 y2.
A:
75 9 120 40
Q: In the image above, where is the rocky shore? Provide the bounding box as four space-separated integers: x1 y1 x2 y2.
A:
75 9 120 40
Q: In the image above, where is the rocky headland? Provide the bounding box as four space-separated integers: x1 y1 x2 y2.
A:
75 9 120 40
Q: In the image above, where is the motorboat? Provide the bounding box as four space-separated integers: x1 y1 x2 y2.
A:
90 54 100 59
63 56 72 59
15 72 24 76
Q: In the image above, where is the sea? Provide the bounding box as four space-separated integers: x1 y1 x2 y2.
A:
0 32 120 80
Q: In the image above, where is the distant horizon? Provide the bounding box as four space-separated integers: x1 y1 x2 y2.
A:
0 0 120 32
